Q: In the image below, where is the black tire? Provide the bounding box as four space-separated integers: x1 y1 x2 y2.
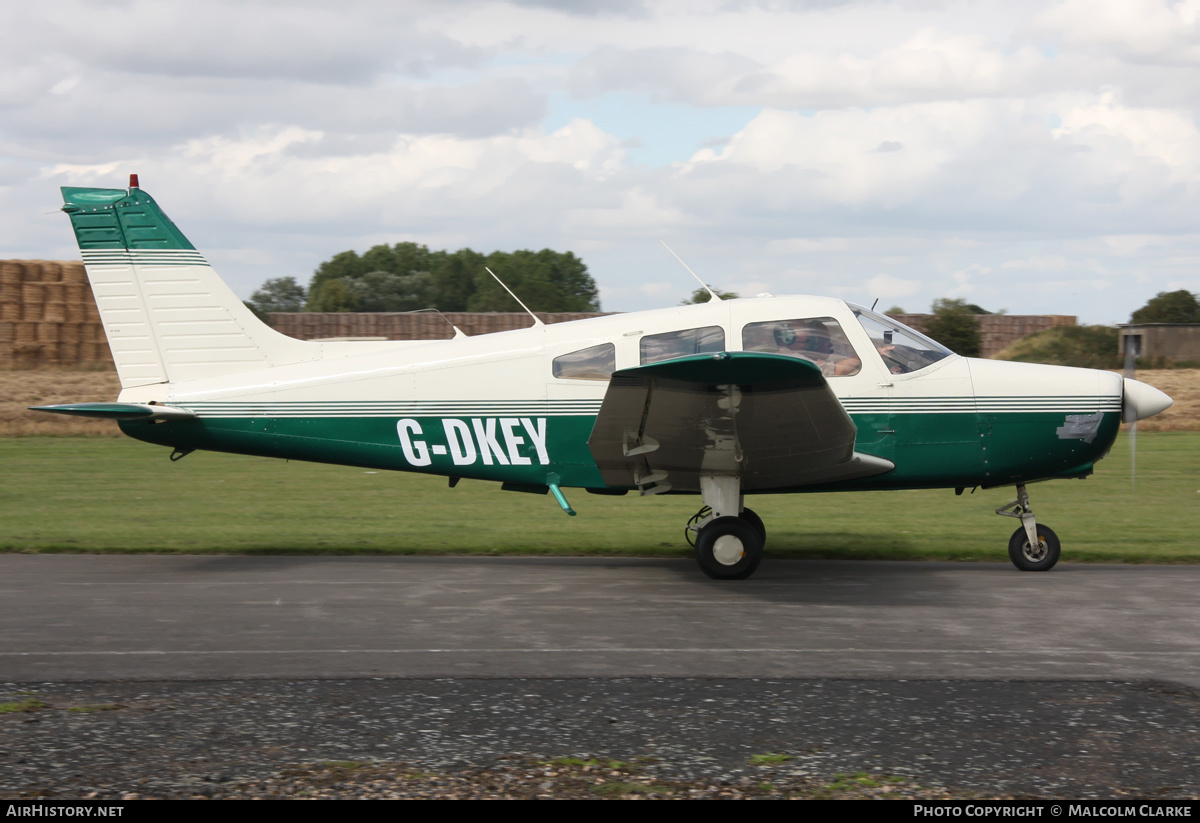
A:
739 507 767 548
695 516 763 580
1008 524 1061 572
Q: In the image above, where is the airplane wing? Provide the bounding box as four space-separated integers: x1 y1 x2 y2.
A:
586 351 894 492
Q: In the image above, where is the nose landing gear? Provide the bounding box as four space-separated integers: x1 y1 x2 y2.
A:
996 484 1061 571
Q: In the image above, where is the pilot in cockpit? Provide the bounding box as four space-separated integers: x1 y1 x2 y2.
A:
773 320 861 376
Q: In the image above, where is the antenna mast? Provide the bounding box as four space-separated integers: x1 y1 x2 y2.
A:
661 240 721 302
485 267 544 326
400 308 467 339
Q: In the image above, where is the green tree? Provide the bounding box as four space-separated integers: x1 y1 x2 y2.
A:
1131 290 1200 323
306 279 360 312
681 287 739 304
298 242 599 313
924 298 983 357
305 250 368 310
434 249 485 312
245 277 306 319
347 270 436 312
468 250 599 312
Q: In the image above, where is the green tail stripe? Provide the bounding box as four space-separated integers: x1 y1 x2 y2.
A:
61 186 195 251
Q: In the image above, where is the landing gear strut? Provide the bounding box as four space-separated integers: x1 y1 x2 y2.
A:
996 484 1061 571
687 476 764 580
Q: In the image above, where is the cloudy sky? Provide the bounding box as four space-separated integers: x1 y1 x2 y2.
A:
3 0 1199 323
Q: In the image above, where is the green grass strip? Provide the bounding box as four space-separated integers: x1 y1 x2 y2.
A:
2 433 1197 563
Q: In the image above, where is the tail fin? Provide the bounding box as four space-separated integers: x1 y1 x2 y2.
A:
61 179 311 388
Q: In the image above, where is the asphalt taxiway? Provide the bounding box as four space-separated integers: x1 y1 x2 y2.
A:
2 555 1196 685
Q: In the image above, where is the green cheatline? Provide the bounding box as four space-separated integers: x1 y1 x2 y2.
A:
1 433 1196 563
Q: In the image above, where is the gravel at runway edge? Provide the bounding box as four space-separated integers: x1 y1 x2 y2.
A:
2 678 1198 800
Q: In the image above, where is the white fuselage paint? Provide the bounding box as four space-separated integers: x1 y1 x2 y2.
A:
113 295 1125 432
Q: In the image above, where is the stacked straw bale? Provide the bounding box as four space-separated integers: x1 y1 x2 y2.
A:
0 260 110 369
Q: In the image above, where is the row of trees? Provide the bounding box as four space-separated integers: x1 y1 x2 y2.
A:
248 246 1197 364
247 242 601 316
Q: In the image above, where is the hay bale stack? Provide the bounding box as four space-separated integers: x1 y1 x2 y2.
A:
0 259 112 368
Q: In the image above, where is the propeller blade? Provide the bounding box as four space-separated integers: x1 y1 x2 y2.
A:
1118 335 1137 487
1123 334 1138 489
1122 376 1175 490
1129 419 1137 490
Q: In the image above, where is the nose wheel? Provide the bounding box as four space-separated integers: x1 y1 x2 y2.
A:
1007 524 1061 572
997 484 1060 571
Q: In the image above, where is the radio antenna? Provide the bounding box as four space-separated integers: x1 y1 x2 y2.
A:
400 308 467 339
485 266 544 327
660 240 721 302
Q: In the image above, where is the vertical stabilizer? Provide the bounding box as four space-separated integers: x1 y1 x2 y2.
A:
61 182 311 388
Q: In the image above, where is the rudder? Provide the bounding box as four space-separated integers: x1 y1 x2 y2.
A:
61 178 311 388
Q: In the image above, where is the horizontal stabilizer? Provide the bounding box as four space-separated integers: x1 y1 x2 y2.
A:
29 403 196 421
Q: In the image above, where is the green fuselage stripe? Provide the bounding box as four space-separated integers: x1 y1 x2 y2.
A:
119 408 1121 492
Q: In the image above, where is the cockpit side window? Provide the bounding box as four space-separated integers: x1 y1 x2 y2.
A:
850 305 953 374
552 343 616 380
640 326 725 365
741 317 862 377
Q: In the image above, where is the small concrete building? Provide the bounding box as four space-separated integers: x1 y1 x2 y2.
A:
1118 324 1200 366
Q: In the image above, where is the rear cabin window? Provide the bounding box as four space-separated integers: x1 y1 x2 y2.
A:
640 326 725 365
552 343 616 380
741 317 862 377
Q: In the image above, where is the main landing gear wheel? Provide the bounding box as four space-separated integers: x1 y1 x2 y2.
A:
694 516 763 580
738 507 767 548
1008 524 1060 572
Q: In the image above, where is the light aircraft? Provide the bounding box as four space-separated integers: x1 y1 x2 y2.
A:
35 177 1174 579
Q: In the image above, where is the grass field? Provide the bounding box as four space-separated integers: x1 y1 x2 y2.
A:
2 433 1197 564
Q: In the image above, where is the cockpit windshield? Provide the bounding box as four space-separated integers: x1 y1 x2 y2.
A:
849 305 954 374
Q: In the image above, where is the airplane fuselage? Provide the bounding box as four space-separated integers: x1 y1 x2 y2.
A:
48 179 1174 577
115 295 1123 493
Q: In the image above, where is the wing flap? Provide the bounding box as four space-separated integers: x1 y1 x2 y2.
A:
587 351 893 491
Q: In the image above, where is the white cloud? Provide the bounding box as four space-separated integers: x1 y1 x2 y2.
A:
569 46 760 104
3 0 1200 325
1036 0 1200 65
866 273 920 299
738 30 1052 107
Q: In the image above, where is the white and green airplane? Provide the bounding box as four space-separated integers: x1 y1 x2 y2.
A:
35 177 1173 579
